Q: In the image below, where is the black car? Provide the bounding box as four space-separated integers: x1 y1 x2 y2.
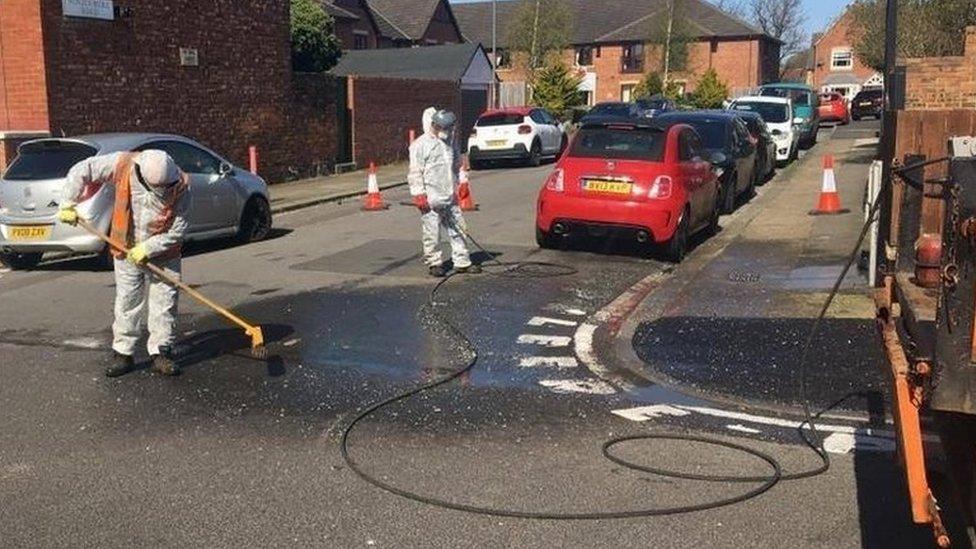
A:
581 102 641 123
734 110 776 183
656 111 758 214
635 94 677 118
850 88 883 120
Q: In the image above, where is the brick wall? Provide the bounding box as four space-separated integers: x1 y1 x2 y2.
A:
904 27 976 110
35 0 338 182
351 76 458 165
0 0 50 131
423 0 464 44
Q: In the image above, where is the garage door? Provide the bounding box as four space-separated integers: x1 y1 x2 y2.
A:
460 88 488 152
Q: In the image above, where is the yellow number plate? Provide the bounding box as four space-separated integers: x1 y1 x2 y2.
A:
486 139 508 149
583 179 633 194
7 225 53 241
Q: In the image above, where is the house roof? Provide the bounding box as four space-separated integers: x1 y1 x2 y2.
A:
367 0 450 41
321 1 359 20
331 42 487 81
452 0 773 48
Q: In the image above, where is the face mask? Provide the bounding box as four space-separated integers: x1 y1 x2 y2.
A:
437 131 450 140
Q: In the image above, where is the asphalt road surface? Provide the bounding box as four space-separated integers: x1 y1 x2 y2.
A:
0 119 958 548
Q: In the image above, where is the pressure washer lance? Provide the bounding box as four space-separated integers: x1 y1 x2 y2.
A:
76 216 268 359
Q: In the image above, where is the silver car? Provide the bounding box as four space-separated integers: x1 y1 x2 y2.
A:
0 133 272 270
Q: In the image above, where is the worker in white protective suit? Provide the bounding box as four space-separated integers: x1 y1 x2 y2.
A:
408 108 482 277
57 151 189 378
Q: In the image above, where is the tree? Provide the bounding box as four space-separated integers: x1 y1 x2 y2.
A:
648 0 694 88
848 0 976 72
691 68 730 108
633 72 664 99
531 60 584 119
290 0 341 72
748 0 807 69
507 0 574 75
711 0 747 19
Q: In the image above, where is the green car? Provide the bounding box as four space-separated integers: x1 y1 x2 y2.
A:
758 83 821 148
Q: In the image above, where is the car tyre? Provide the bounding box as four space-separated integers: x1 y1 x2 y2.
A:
0 251 43 270
852 114 861 121
470 159 485 171
528 140 542 167
721 173 736 214
535 227 556 249
662 208 690 263
706 198 721 237
237 196 273 243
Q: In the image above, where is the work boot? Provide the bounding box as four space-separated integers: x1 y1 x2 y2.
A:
428 265 448 278
150 348 181 377
105 352 136 378
456 264 482 274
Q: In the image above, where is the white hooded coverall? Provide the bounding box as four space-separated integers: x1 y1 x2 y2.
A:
408 110 473 269
62 152 190 357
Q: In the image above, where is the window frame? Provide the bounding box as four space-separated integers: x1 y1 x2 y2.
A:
576 45 594 67
137 140 223 176
830 48 853 71
620 43 644 74
353 30 369 50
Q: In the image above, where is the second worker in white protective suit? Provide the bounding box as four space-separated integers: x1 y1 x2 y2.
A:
408 108 482 278
57 150 189 378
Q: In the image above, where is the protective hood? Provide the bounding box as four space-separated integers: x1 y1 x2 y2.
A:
422 107 437 135
134 150 181 188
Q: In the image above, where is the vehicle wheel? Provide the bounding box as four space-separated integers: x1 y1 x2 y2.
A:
528 140 542 167
470 159 485 171
0 251 43 270
237 196 273 243
852 114 861 121
662 208 690 263
721 174 736 214
535 227 556 249
705 198 721 237
744 170 758 200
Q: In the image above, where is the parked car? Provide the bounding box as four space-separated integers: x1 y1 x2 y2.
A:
850 88 884 120
635 95 677 118
535 116 721 262
580 102 642 123
818 92 850 125
759 83 820 148
468 107 566 169
655 111 758 214
732 110 777 183
728 95 799 167
0 133 272 270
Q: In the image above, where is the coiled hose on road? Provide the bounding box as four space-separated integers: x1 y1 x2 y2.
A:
339 191 888 517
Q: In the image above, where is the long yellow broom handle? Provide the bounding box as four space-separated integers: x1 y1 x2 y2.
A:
76 217 258 333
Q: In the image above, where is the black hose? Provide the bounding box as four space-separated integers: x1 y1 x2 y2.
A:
340 190 886 517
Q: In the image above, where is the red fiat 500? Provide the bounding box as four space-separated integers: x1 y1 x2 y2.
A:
535 118 721 262
818 92 850 124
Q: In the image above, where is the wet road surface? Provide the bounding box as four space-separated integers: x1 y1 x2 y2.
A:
1 124 959 548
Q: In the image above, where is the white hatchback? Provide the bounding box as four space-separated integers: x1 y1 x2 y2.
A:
728 96 799 166
467 107 567 169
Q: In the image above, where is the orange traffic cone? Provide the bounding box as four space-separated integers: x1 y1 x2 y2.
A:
457 158 479 211
362 162 388 211
809 155 849 215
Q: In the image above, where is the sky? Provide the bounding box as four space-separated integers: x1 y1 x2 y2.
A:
448 0 853 38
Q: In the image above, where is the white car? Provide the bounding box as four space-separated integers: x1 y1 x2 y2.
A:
727 96 799 166
467 107 567 169
0 133 272 270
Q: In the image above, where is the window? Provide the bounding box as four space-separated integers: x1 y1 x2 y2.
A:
831 49 853 71
621 84 636 102
140 141 221 175
353 31 369 50
729 101 789 123
569 126 666 161
477 113 525 126
678 131 702 161
621 43 644 73
4 140 96 181
576 46 594 67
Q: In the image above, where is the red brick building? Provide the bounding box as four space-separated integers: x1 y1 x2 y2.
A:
811 9 883 101
325 0 464 49
324 0 382 50
453 0 780 104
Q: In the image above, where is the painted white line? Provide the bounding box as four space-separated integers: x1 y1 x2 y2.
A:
283 338 301 347
564 308 588 316
822 432 896 454
518 334 572 347
62 337 103 350
574 323 635 391
726 424 762 435
539 379 617 395
612 404 690 421
527 316 578 328
519 356 578 369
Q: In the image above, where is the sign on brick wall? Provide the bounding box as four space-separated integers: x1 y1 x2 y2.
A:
62 0 115 21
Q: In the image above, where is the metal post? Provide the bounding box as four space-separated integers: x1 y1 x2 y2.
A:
491 0 497 108
877 0 898 282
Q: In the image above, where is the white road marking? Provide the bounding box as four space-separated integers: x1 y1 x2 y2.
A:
611 404 690 421
539 379 617 395
822 432 896 454
574 323 635 391
62 337 103 349
519 356 578 369
283 338 301 347
726 424 762 435
564 308 587 316
527 316 578 328
518 334 572 347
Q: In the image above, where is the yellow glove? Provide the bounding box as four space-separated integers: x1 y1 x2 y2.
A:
57 203 78 226
127 243 149 264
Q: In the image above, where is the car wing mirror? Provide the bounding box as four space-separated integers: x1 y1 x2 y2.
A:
219 162 235 177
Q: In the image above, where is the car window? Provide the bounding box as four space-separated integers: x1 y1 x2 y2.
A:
3 140 97 181
730 101 790 124
734 120 752 144
540 110 557 125
477 113 525 126
138 141 221 175
569 126 666 162
761 87 811 107
589 103 633 117
529 110 547 124
680 119 727 150
689 133 705 158
678 130 702 161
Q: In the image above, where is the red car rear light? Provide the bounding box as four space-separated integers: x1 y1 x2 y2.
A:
518 125 532 135
545 168 564 192
648 175 672 199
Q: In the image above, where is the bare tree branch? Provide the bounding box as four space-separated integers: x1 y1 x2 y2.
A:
749 0 807 66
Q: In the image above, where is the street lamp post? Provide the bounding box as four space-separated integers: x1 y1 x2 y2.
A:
876 0 898 278
491 0 498 108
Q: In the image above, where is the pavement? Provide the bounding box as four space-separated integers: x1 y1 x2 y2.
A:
0 119 963 548
268 161 409 214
